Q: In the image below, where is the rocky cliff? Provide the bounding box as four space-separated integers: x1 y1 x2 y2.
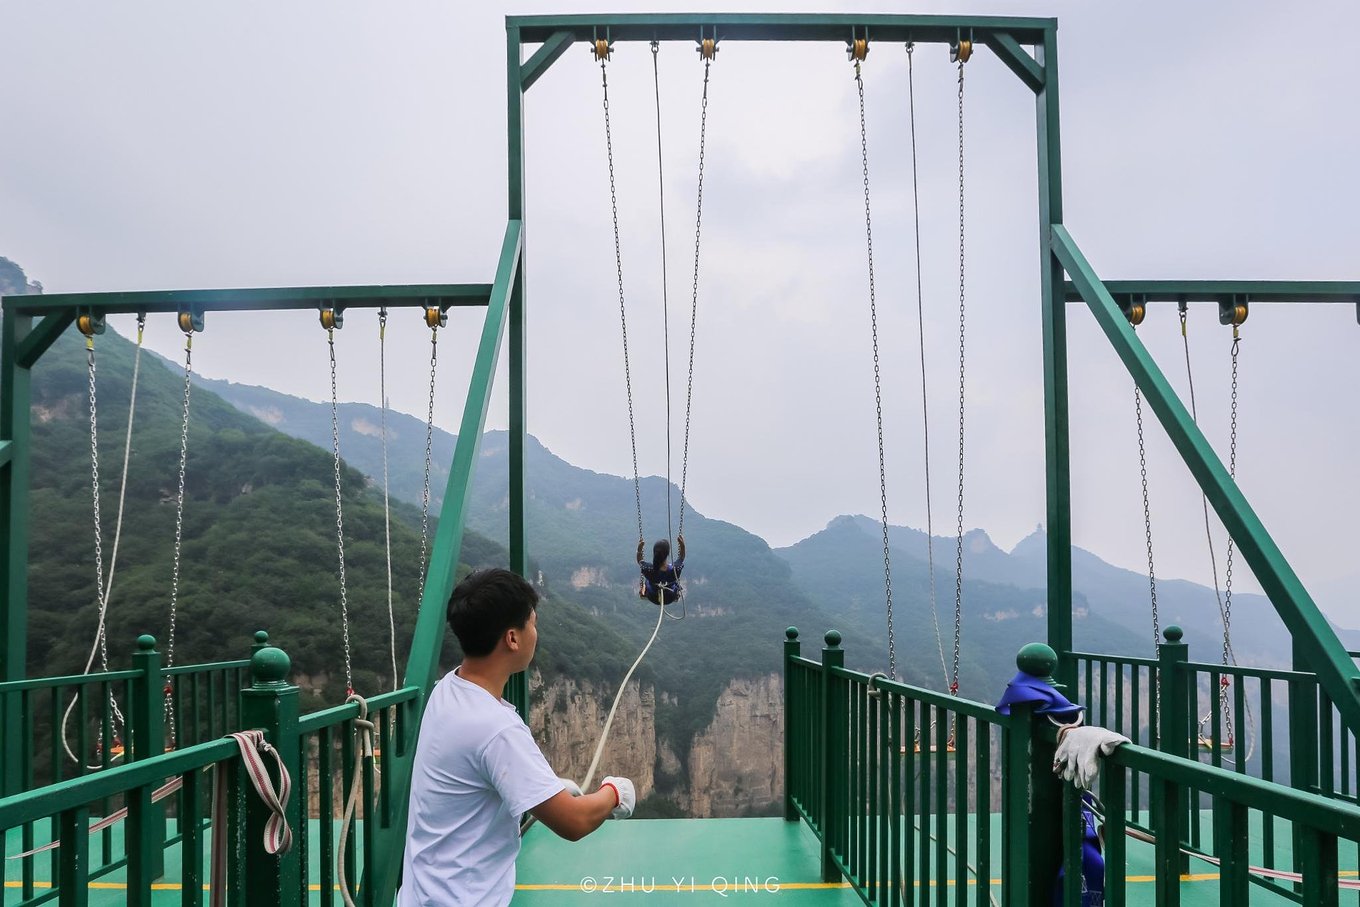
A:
529 671 784 817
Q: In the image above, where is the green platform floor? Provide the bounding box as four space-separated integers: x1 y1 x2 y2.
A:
7 816 1360 904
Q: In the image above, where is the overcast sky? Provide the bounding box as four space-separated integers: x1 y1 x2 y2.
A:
2 1 1357 629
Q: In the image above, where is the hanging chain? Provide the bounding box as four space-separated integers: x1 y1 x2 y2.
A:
1135 379 1159 650
327 328 354 695
905 44 949 691
601 56 645 547
650 40 678 543
165 330 195 745
379 310 397 691
417 325 439 608
678 52 712 542
854 58 895 681
1221 327 1242 742
86 336 108 667
950 57 966 696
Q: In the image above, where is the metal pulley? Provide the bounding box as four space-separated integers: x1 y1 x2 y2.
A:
423 305 447 329
1218 297 1248 328
1121 296 1147 326
592 37 612 61
177 308 204 334
951 37 973 63
319 306 344 331
847 34 869 62
697 35 717 61
76 310 106 337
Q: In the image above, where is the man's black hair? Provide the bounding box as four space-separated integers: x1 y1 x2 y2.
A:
651 538 670 572
446 568 539 657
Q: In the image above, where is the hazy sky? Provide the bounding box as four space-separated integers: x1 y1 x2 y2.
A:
2 1 1357 627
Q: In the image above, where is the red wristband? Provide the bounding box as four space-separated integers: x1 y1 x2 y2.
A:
600 782 620 808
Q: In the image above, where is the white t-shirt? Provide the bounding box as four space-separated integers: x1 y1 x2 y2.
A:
398 669 563 907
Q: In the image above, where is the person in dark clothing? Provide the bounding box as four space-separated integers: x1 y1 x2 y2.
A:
637 536 685 606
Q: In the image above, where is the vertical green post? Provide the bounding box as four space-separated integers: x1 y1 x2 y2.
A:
505 22 530 721
1155 626 1189 878
239 643 302 906
783 627 801 822
0 306 33 796
819 630 843 883
1002 644 1066 907
1290 639 1320 890
1034 24 1074 689
129 634 166 881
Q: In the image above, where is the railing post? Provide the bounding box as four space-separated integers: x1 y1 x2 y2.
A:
239 643 302 906
783 627 800 822
129 634 165 882
819 630 843 883
1000 644 1066 907
1156 625 1189 879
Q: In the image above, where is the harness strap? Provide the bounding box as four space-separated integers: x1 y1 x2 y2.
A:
210 729 294 907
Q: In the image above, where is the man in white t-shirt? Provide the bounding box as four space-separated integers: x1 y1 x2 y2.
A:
398 568 636 907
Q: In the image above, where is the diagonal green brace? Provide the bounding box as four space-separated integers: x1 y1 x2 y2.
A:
985 32 1044 93
365 220 522 907
520 30 576 91
1052 223 1360 735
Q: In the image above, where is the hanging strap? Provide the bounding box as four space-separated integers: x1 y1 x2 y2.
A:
337 694 378 907
209 730 294 907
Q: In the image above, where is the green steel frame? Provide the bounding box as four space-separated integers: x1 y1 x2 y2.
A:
502 7 1360 754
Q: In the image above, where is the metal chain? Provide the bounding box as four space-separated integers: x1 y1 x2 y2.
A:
379 310 397 691
601 57 644 547
86 337 108 669
416 325 438 608
327 328 354 694
1221 329 1241 743
906 43 949 692
854 59 895 680
165 331 195 744
678 53 712 542
950 58 966 696
1135 380 1159 651
651 40 676 543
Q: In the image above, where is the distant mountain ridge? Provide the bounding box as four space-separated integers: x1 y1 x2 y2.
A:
196 375 1359 678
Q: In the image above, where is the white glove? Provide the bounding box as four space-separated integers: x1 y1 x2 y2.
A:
559 777 583 797
601 776 636 819
1052 725 1129 791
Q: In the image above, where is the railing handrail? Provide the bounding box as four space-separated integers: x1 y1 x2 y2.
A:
1107 740 1360 839
0 736 239 829
0 669 141 691
1067 650 1159 668
297 685 420 733
162 659 251 677
1179 659 1317 683
827 664 1007 722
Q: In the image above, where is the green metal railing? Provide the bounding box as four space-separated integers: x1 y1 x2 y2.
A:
0 637 423 907
785 628 1010 906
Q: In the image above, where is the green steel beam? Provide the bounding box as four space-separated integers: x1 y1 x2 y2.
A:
509 13 1052 45
521 30 576 91
6 283 493 316
16 311 75 368
0 306 32 798
1062 280 1360 305
369 221 521 906
984 32 1044 94
1035 26 1074 689
0 441 10 470
507 24 530 721
1052 223 1360 735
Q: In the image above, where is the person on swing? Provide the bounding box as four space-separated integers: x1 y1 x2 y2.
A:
637 535 685 606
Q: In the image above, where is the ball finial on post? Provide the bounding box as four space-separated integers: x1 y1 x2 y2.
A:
1015 642 1059 683
251 646 291 687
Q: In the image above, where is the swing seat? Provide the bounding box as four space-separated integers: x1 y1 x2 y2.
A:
900 742 957 756
1197 735 1234 751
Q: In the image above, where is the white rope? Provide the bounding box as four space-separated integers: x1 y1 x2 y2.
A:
337 693 378 907
378 311 397 691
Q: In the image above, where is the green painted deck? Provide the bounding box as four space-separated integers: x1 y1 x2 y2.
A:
6 815 1359 904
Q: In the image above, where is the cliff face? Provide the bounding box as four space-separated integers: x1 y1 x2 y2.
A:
529 672 657 799
686 673 783 817
529 671 784 817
